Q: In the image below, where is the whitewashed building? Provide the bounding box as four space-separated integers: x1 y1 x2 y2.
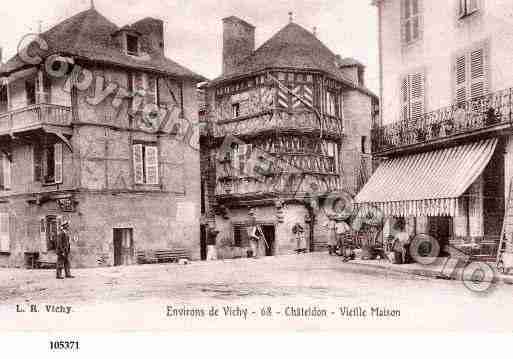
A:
357 0 513 258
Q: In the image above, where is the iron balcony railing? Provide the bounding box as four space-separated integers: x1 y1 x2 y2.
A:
372 88 513 153
0 103 72 135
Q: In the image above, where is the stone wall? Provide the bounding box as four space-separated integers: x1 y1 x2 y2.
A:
0 65 201 268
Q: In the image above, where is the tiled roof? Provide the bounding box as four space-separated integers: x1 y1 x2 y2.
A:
0 8 206 82
211 22 353 85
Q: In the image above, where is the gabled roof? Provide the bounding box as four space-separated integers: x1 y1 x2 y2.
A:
211 22 353 86
0 8 206 82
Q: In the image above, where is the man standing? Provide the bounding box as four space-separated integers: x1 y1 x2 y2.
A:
247 220 268 258
56 220 74 279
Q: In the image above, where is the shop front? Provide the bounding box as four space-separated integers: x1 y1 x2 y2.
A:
355 138 503 259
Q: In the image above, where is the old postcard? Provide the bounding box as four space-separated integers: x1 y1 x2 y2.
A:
0 0 512 354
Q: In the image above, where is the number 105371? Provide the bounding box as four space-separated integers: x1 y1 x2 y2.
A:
49 340 79 351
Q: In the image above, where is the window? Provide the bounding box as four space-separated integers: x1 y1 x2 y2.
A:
126 34 139 56
454 45 488 103
129 73 159 112
459 0 479 18
0 153 11 190
133 143 159 185
232 103 240 118
33 143 63 184
401 72 425 122
0 84 8 113
326 142 339 173
232 144 252 176
40 215 59 253
327 91 340 117
401 0 422 45
26 78 36 105
233 226 249 247
0 212 10 253
25 73 50 106
361 136 368 154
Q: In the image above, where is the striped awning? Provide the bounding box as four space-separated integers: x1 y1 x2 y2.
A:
354 139 498 217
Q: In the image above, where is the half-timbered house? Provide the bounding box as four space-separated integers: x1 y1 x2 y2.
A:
200 16 377 259
0 6 205 268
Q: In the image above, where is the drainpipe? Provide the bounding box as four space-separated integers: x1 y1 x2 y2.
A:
377 2 384 127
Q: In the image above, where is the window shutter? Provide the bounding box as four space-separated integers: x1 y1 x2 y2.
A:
54 143 63 184
33 145 42 182
0 213 10 252
411 0 420 41
401 76 409 121
470 48 486 99
409 73 425 122
40 217 47 253
133 144 144 184
455 55 467 104
401 0 422 44
144 146 159 185
3 154 11 190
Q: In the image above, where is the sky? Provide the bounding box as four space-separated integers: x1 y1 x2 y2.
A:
0 0 379 93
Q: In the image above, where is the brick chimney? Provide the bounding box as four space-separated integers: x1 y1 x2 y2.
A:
222 16 255 75
132 17 165 55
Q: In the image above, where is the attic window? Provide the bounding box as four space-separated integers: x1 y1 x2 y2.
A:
126 34 139 56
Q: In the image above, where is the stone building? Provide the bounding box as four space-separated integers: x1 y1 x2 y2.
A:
357 0 513 259
200 16 378 259
0 6 205 268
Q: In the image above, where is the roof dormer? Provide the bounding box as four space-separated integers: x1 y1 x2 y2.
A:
113 26 143 57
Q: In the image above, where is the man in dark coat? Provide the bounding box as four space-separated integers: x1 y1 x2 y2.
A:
55 220 74 279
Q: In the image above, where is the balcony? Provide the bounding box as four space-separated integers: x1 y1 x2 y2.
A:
215 172 343 201
0 104 72 138
209 109 343 140
372 88 513 155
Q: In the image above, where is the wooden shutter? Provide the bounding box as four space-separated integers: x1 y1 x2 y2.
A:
401 76 409 121
144 145 159 185
0 213 10 252
455 54 467 104
470 48 486 99
54 143 63 184
409 73 425 122
410 0 420 41
40 217 47 253
33 145 43 182
133 144 144 184
2 154 11 190
401 0 421 44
